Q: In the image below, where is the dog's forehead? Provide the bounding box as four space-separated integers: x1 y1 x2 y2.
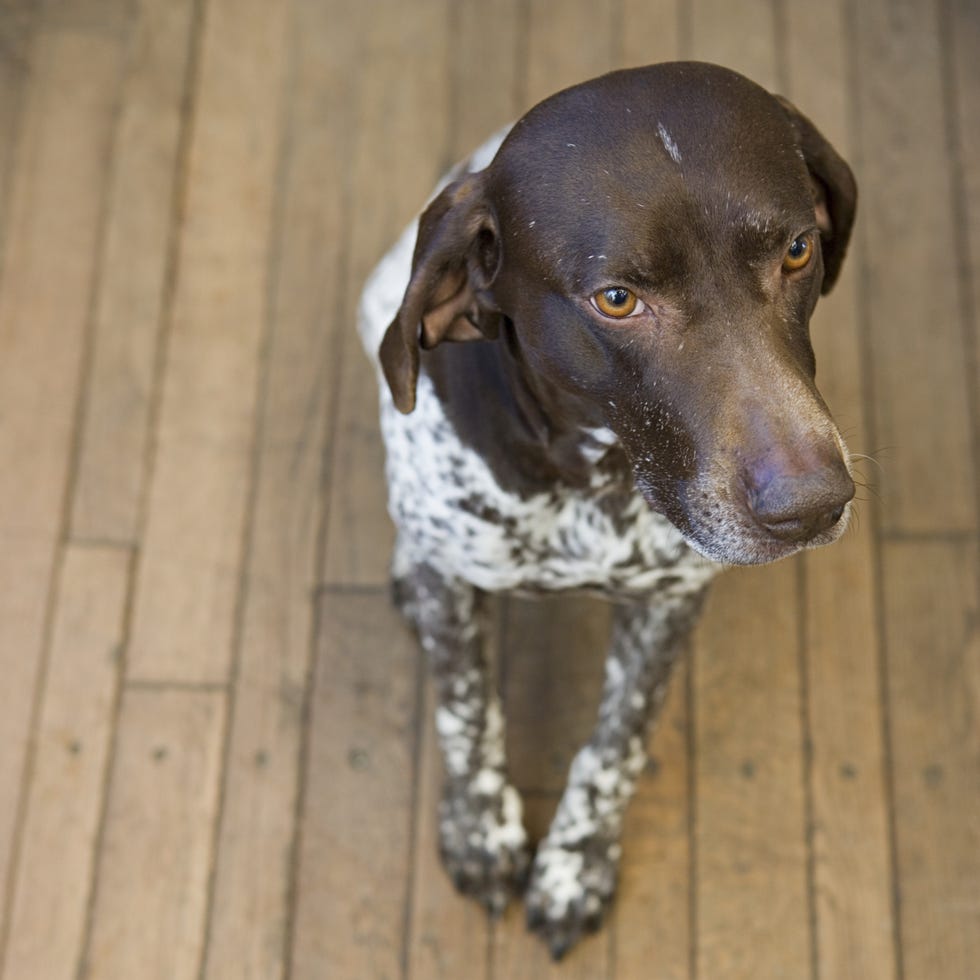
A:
487 63 811 247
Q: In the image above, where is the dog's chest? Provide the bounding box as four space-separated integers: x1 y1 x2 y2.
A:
382 375 718 598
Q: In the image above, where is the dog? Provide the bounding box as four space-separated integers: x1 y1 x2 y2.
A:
357 61 857 959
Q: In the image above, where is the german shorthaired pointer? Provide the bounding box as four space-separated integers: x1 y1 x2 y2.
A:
358 62 857 959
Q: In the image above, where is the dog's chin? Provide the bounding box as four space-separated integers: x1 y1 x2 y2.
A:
679 527 802 567
681 517 851 567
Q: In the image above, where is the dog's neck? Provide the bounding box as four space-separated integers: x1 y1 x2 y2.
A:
423 323 632 499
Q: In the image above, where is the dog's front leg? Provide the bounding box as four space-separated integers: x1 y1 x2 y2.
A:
526 588 707 958
395 561 530 914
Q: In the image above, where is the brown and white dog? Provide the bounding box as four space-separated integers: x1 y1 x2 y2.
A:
358 62 857 959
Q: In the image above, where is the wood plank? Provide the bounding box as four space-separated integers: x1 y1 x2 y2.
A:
619 0 680 69
882 540 980 980
450 0 522 157
688 0 777 91
0 23 124 929
524 0 618 108
291 593 420 979
70 0 198 544
2 545 128 980
802 536 896 980
612 659 692 980
84 688 226 980
321 0 454 588
0 3 36 257
947 0 980 506
201 0 361 973
39 0 130 34
851 0 976 533
126 0 291 683
783 5 899 977
692 565 809 980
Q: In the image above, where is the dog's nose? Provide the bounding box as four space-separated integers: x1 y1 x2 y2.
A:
747 459 854 544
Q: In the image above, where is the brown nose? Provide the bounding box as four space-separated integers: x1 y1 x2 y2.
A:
747 459 854 544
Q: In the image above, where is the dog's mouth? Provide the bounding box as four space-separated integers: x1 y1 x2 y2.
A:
633 472 852 567
680 504 852 566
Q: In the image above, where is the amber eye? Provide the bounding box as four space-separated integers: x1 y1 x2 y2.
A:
782 234 813 272
592 286 639 318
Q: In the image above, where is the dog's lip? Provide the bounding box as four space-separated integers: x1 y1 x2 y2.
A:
681 502 851 566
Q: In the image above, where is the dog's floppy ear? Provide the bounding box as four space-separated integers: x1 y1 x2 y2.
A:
379 172 501 413
776 97 857 294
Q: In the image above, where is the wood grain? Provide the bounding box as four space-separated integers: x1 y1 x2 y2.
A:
851 0 977 533
619 0 680 69
70 0 198 544
947 0 980 504
291 593 420 979
0 22 124 929
202 0 362 974
126 0 291 683
450 0 523 156
2 546 128 980
321 0 453 588
0 3 35 256
84 688 227 980
882 540 980 980
692 565 809 980
524 0 619 108
689 0 777 90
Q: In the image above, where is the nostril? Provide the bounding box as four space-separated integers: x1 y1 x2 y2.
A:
760 516 813 542
748 467 853 544
761 502 846 542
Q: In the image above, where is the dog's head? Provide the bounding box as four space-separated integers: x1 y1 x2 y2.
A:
380 62 858 565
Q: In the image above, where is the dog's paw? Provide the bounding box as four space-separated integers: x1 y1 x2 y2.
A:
525 840 620 960
439 781 530 915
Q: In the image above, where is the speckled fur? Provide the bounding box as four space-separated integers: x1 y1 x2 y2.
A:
394 563 530 911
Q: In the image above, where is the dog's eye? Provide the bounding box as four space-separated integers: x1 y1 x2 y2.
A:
782 235 813 272
592 287 639 318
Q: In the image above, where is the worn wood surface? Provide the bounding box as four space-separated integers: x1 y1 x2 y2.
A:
2 546 129 980
0 1 976 977
0 17 125 940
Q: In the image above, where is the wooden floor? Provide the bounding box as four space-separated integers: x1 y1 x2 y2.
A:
0 1 977 978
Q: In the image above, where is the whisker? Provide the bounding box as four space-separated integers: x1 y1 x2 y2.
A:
851 478 882 503
849 451 885 475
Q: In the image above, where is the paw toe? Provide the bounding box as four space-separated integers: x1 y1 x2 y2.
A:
524 843 617 958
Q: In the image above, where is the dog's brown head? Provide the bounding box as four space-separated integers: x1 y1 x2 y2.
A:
380 62 858 565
